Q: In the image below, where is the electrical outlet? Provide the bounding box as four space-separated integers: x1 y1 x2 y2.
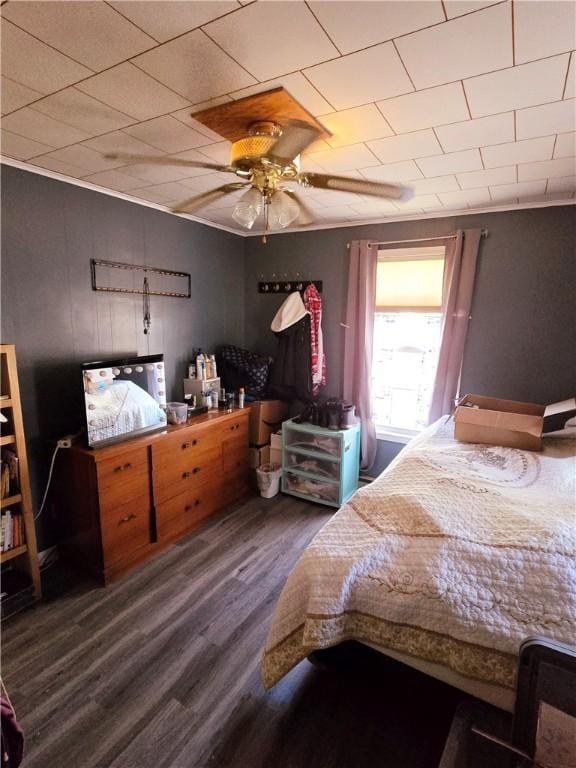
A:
57 437 72 449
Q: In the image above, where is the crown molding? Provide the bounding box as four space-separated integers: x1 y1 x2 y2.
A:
2 156 574 240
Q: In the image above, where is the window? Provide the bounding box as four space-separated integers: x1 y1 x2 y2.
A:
372 246 445 440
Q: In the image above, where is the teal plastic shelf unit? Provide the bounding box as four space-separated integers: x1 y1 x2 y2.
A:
281 418 361 508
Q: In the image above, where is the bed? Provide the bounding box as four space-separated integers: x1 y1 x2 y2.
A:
262 417 576 711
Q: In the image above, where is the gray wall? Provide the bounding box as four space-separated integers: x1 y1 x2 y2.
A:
244 206 576 474
1 165 245 548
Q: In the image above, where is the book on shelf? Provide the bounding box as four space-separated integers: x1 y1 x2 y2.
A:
0 510 24 552
1 448 19 498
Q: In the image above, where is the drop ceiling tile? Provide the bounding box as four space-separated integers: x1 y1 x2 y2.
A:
457 165 517 189
377 83 470 134
134 180 194 201
30 88 135 137
2 1 156 72
76 63 190 121
482 136 555 168
306 144 379 173
84 169 150 192
302 189 365 207
523 191 574 203
464 55 569 118
109 1 238 43
417 149 483 177
547 176 576 193
130 187 177 204
120 162 202 185
82 131 162 157
37 145 123 173
2 108 91 148
170 108 225 143
350 199 401 216
396 4 512 90
361 161 425 183
518 157 576 181
490 180 547 202
516 100 576 141
565 54 575 99
307 1 445 55
554 132 576 158
395 194 444 211
197 142 233 165
229 73 333 117
0 130 54 160
410 175 461 195
320 105 394 148
437 188 492 208
514 0 575 65
30 155 89 177
0 20 92 95
123 116 212 153
304 43 414 111
299 155 331 174
316 205 358 221
436 112 514 153
444 1 502 20
204 2 337 81
131 30 256 103
178 172 235 193
1 77 43 115
367 129 442 164
170 148 229 175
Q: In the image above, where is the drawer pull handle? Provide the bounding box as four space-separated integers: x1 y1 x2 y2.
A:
119 513 137 524
182 439 198 449
114 462 132 472
184 500 201 512
182 467 201 478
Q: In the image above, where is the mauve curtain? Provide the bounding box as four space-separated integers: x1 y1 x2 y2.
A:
343 240 377 470
428 229 482 422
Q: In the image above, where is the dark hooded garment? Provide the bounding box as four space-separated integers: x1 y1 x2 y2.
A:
268 315 313 403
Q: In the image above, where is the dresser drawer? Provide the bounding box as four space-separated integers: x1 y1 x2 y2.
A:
97 446 148 490
100 495 151 566
153 445 222 505
156 482 222 542
221 472 251 506
152 423 220 467
220 415 249 442
222 437 249 476
98 463 150 512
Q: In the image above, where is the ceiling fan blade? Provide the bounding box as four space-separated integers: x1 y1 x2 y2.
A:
301 172 412 201
172 183 247 214
283 190 315 227
269 121 321 162
104 151 231 173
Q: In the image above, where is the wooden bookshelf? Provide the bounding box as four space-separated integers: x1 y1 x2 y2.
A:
0 344 41 600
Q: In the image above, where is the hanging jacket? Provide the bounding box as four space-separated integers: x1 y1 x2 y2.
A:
303 284 326 396
268 315 313 403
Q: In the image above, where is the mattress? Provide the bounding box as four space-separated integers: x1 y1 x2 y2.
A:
262 417 576 703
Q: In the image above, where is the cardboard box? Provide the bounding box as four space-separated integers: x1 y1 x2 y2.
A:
249 400 289 447
270 447 282 466
454 394 545 451
249 445 270 469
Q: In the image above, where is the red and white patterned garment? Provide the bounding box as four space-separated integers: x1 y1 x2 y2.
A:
303 283 326 395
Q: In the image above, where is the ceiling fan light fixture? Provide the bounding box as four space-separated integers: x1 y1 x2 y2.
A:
232 187 263 230
268 190 300 230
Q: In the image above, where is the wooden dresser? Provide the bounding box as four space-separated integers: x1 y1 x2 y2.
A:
57 408 251 584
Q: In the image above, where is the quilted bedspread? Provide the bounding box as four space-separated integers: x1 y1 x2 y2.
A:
262 418 576 689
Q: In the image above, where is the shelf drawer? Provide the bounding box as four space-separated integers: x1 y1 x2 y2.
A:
98 463 149 512
153 445 222 505
97 446 148 490
156 482 222 542
101 495 151 566
283 471 339 504
222 437 249 476
220 416 249 442
152 423 220 467
284 450 341 481
284 427 341 458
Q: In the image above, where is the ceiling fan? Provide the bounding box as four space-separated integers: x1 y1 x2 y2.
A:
105 94 412 241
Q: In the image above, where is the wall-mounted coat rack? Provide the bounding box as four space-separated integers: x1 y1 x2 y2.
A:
91 259 191 298
258 280 322 294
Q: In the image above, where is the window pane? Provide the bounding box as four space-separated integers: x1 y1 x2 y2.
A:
372 312 442 431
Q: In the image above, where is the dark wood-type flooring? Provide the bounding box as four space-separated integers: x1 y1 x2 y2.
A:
2 494 464 768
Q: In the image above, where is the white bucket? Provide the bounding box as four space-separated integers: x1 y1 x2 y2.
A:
256 463 282 499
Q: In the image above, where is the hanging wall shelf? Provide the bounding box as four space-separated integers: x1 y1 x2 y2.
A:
90 259 191 298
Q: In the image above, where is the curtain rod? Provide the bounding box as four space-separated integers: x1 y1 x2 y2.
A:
346 229 489 249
